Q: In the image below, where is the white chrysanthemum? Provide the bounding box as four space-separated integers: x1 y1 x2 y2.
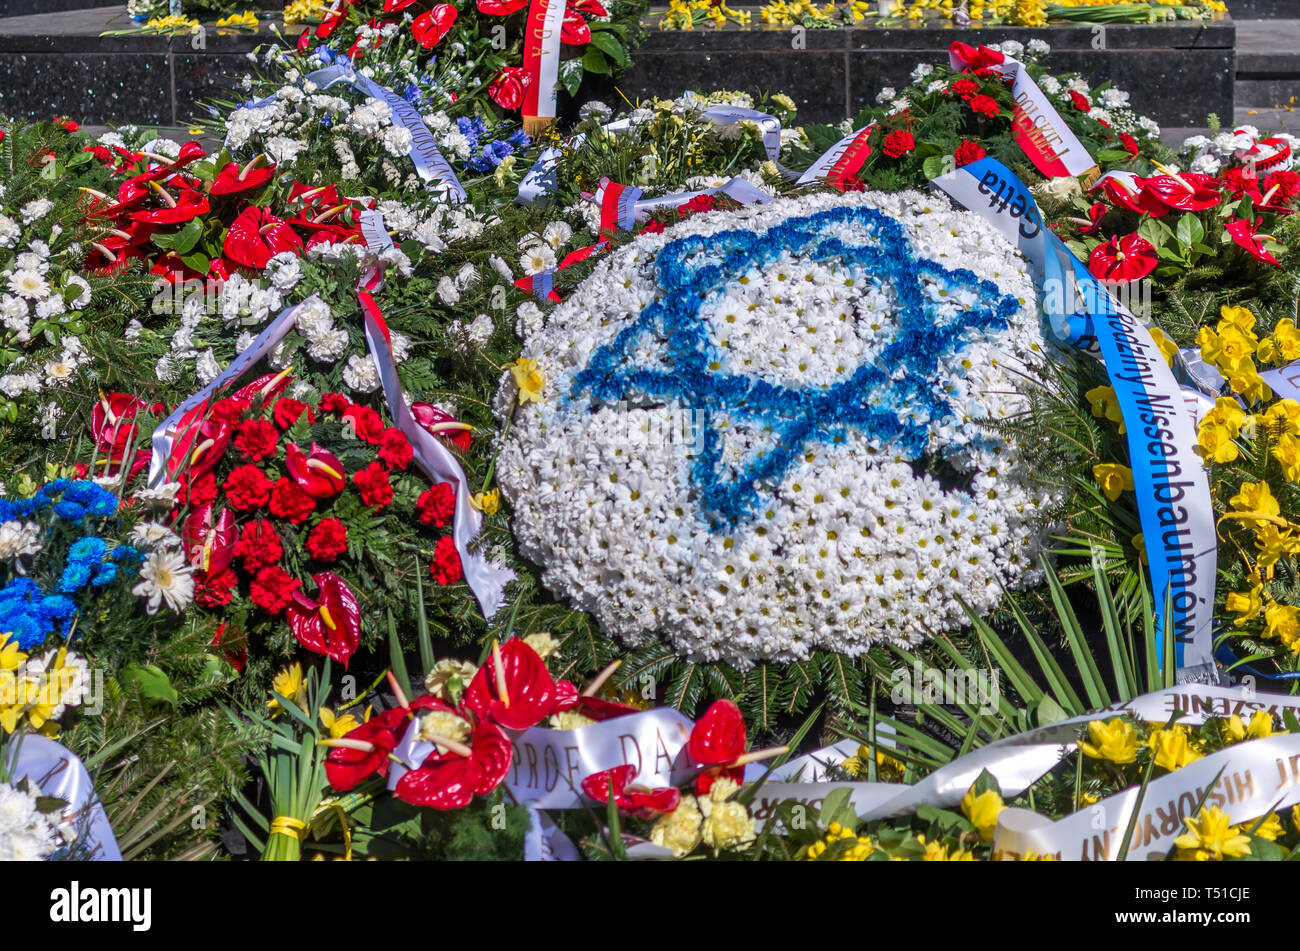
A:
19 199 53 225
0 783 57 861
497 190 1054 666
63 274 93 308
130 521 182 550
0 520 42 560
7 269 48 300
518 243 557 276
342 353 381 393
0 215 19 249
131 548 195 615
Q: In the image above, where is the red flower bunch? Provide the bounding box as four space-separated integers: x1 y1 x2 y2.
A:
882 130 915 159
954 140 986 167
1069 90 1091 112
234 419 278 461
352 462 394 508
417 483 456 527
306 518 348 562
223 465 273 511
951 78 980 101
430 536 463 585
968 95 1000 119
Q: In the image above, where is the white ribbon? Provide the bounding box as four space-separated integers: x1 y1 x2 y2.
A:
9 734 121 861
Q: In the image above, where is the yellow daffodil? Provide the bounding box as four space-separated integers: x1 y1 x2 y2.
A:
1131 533 1148 565
319 706 364 739
470 489 501 515
1093 463 1134 502
1219 304 1259 340
1225 710 1277 743
1272 319 1300 363
1225 586 1264 625
1226 363 1272 405
1263 603 1300 650
1249 812 1284 841
1254 523 1300 571
1079 717 1139 764
268 662 305 715
1196 420 1239 464
961 786 1004 841
1147 326 1179 368
509 358 546 404
1273 434 1300 482
1174 806 1252 860
0 633 26 672
1266 399 1300 437
1147 724 1203 771
1086 385 1126 433
1229 481 1281 526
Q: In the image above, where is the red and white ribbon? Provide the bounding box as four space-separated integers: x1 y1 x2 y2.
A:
522 0 567 135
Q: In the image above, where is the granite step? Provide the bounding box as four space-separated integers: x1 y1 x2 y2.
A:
1235 18 1300 107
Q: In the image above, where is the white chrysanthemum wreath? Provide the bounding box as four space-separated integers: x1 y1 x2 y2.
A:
498 189 1058 665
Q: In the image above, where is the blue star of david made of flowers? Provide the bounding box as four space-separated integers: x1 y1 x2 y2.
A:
570 205 1022 529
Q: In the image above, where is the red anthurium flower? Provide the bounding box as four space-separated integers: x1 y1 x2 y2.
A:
285 442 347 499
182 503 237 575
286 572 362 666
477 0 529 13
1088 233 1159 282
210 157 276 195
1226 217 1282 267
1067 201 1108 236
149 252 205 285
1093 173 1159 216
384 0 419 10
232 370 293 410
949 41 1005 71
550 679 580 714
688 699 748 794
85 242 144 273
323 706 411 791
411 4 457 48
570 0 609 14
297 25 312 52
86 178 150 219
410 402 474 451
184 413 235 478
91 392 152 457
1142 173 1220 212
289 180 345 210
574 695 642 722
581 765 681 819
463 638 556 731
560 8 591 44
394 719 513 809
488 66 529 111
128 187 209 225
223 205 304 269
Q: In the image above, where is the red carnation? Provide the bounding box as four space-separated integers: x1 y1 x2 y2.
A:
318 392 350 415
269 476 317 524
882 130 915 159
969 95 999 118
234 418 279 461
951 78 980 101
430 536 463 585
250 564 301 614
954 140 986 167
677 194 718 217
306 518 348 562
343 404 385 444
377 428 413 471
179 470 217 509
1120 133 1140 157
417 482 456 528
1069 90 1091 112
209 397 248 426
235 519 284 572
223 464 273 511
273 397 314 430
195 568 238 608
1264 169 1300 201
352 462 394 508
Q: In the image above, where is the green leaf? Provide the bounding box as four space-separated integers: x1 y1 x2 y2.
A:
558 59 585 97
588 30 630 68
581 46 611 76
1175 213 1204 249
180 250 210 273
921 154 948 180
117 664 179 705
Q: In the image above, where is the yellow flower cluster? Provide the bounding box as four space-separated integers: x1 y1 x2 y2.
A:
284 0 333 25
143 14 201 34
960 785 1004 840
760 0 838 25
0 639 87 737
509 358 546 405
649 794 704 856
215 11 258 28
1196 305 1281 408
839 745 907 781
699 778 757 853
917 832 975 860
806 821 874 860
1174 806 1252 861
1146 723 1203 771
660 0 751 29
1079 717 1139 764
1011 0 1047 26
1093 462 1134 502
